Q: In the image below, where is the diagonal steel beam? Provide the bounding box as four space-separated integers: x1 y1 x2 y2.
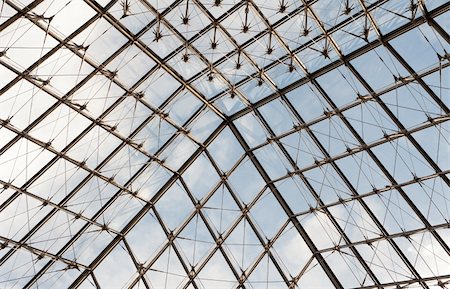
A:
228 121 345 289
229 1 450 121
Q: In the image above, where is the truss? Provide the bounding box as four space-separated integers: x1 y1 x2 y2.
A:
0 0 449 288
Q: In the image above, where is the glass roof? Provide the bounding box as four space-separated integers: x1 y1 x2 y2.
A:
0 0 449 288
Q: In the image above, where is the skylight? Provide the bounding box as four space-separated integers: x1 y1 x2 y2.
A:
0 0 449 288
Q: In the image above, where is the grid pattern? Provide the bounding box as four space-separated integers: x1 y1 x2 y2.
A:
0 0 449 288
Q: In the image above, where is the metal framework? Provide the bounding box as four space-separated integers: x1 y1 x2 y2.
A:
0 0 449 288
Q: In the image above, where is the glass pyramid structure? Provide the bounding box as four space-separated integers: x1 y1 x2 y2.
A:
0 0 449 288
